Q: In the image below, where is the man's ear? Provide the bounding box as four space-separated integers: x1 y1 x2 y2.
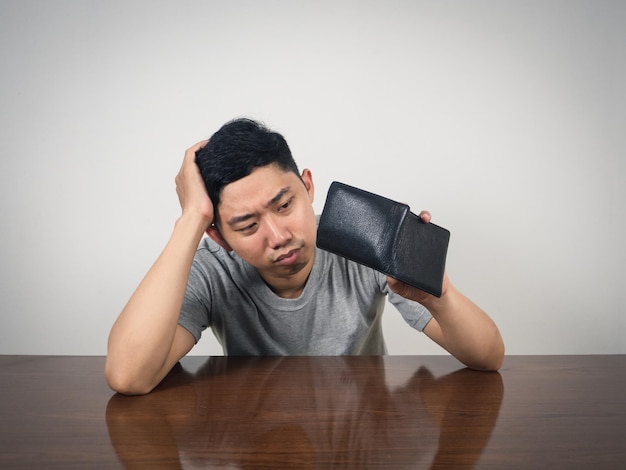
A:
301 168 315 203
206 225 233 252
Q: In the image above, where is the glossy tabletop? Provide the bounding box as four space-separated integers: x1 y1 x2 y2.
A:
0 355 624 468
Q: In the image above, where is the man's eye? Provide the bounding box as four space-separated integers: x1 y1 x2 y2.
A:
279 198 293 211
237 223 257 233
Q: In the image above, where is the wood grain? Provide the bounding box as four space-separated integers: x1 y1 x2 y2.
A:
0 355 624 468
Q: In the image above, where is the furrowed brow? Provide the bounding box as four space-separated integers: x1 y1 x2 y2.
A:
227 213 254 227
265 187 291 208
226 187 291 227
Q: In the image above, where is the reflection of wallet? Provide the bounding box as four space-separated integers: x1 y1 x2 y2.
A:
316 182 450 297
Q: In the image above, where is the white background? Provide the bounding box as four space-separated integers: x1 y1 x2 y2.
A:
1 1 624 356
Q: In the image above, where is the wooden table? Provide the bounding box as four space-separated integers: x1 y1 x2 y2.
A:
0 355 624 468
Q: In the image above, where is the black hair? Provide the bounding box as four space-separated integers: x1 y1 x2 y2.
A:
195 118 301 211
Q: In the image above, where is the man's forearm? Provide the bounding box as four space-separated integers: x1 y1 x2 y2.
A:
422 283 505 371
105 214 207 393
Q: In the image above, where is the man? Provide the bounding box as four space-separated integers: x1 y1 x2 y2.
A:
106 118 504 395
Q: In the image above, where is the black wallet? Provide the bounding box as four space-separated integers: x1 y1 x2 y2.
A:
316 182 450 297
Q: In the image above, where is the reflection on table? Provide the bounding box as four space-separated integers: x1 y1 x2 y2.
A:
106 356 503 468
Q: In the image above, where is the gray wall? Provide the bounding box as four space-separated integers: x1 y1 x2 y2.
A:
1 1 624 356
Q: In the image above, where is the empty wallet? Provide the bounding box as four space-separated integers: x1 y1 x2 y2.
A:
316 181 450 297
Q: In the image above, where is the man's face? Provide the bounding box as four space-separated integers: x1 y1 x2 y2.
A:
211 164 317 290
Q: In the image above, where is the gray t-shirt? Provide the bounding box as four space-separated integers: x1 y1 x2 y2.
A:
179 237 432 355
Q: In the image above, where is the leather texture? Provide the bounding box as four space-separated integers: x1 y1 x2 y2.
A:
317 181 450 297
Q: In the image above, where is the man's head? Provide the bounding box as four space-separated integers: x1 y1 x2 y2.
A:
195 118 317 297
195 118 301 212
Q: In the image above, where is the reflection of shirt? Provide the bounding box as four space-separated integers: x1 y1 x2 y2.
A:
179 238 432 355
177 357 439 468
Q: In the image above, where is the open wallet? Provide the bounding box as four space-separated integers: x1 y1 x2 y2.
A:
316 181 450 297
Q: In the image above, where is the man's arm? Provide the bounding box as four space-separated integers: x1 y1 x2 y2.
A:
387 212 505 371
105 141 212 395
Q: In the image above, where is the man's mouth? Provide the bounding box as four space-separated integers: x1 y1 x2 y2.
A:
275 248 300 265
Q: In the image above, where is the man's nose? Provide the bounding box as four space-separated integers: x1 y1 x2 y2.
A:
265 216 291 249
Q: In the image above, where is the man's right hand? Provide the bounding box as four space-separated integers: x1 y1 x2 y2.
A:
106 140 215 395
175 140 213 226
